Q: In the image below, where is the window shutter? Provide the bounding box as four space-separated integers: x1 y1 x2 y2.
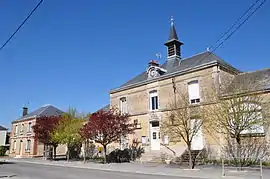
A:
188 81 200 100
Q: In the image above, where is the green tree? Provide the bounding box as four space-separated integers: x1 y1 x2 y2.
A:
51 114 83 162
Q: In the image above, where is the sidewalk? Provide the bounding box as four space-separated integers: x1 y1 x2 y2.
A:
2 158 267 179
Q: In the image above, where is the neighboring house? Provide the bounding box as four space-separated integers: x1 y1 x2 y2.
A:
9 104 66 158
108 20 270 159
0 125 8 146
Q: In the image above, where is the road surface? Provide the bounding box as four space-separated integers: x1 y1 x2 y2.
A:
0 161 203 179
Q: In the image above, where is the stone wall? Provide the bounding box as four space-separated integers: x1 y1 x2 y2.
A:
110 65 238 158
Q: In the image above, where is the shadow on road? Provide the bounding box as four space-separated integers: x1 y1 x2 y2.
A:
0 161 16 165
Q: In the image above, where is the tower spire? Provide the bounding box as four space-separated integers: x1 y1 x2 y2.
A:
164 16 183 59
168 16 178 40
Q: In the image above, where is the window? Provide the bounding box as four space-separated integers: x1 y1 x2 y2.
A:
134 119 141 129
20 123 24 133
13 140 16 151
188 80 200 104
28 122 32 132
26 140 31 152
149 90 159 110
153 132 157 139
15 125 18 135
151 121 159 127
120 97 128 114
229 103 264 135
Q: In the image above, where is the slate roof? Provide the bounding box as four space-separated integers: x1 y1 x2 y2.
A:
168 23 178 40
0 125 7 130
226 68 270 94
14 104 64 122
96 104 110 112
115 51 239 91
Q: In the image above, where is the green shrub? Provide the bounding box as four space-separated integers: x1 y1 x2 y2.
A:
262 161 270 166
0 146 7 156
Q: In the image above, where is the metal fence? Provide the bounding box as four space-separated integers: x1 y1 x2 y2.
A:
221 157 263 179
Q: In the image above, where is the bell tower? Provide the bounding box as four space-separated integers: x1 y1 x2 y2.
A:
164 17 184 59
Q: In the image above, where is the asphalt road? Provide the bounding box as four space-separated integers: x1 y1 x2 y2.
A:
0 162 201 179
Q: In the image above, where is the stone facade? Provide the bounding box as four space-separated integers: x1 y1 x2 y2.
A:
9 105 66 158
108 21 270 161
110 65 237 158
0 126 7 146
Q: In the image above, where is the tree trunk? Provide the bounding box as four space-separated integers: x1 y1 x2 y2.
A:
83 141 86 164
53 145 57 160
44 144 48 160
67 146 70 162
188 145 192 169
236 136 242 171
103 145 107 164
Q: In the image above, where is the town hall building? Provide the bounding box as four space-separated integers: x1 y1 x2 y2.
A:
108 19 270 160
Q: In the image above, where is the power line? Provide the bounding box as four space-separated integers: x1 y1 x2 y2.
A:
193 0 267 67
208 0 261 50
0 0 44 52
211 0 267 52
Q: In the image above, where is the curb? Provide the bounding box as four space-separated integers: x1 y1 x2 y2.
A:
6 159 228 179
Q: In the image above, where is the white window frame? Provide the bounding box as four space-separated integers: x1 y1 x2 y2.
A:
26 139 31 152
15 125 18 135
149 90 159 111
229 103 264 135
20 123 24 133
188 80 200 104
120 97 128 114
28 122 32 132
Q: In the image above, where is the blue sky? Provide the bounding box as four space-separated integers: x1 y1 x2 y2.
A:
0 0 269 128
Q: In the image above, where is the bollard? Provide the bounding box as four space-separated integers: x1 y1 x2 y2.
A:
260 159 263 179
222 158 225 176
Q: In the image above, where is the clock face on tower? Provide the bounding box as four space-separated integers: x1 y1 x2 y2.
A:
148 67 159 78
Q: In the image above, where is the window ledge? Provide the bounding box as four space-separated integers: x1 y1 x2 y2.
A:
149 109 160 112
240 133 265 137
189 103 200 107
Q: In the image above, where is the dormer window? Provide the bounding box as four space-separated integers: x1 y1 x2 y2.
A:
147 60 167 79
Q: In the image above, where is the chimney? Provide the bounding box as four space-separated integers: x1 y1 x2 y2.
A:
148 60 159 67
23 107 28 116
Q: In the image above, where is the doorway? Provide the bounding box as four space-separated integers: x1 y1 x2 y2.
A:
150 121 160 150
191 119 204 150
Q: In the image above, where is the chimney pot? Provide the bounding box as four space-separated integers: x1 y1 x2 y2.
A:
23 107 28 117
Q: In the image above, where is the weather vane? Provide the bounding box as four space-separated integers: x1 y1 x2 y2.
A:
156 53 162 60
170 16 175 26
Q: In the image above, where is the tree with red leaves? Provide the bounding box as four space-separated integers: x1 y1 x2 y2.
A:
80 109 134 163
32 116 62 159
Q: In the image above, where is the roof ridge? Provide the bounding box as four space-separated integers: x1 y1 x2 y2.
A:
180 51 208 62
37 105 51 116
237 68 270 76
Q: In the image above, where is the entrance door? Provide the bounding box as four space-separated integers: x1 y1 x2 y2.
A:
150 121 160 150
191 119 204 150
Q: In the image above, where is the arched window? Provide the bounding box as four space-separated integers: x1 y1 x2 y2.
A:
229 102 264 135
